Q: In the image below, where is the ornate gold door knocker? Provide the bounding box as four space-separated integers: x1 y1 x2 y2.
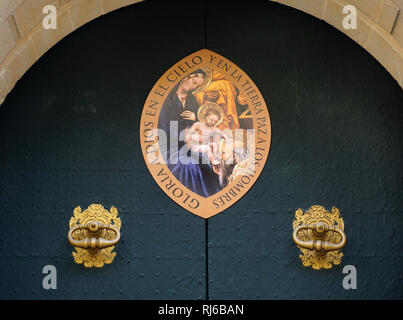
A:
68 204 121 268
292 205 346 270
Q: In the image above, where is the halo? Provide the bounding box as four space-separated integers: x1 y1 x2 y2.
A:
197 102 224 126
192 67 212 94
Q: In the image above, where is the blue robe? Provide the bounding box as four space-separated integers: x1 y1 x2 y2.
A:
158 87 221 198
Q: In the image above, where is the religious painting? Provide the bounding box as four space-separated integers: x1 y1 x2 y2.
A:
140 49 271 218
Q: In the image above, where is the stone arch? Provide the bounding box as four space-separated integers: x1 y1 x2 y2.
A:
0 0 402 105
272 0 402 88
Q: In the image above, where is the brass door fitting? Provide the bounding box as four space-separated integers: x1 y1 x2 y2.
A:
68 204 121 268
292 205 346 270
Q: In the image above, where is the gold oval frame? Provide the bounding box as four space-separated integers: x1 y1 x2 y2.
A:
140 49 271 218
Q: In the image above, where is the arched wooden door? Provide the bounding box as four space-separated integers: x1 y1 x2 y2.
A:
0 0 401 299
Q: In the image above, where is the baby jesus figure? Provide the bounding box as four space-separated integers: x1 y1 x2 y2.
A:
185 103 227 186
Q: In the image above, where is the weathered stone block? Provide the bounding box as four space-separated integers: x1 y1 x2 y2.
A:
366 29 403 87
325 0 372 49
0 0 23 24
30 5 74 61
100 0 144 14
0 19 17 63
0 75 8 104
68 0 102 29
347 0 383 21
377 0 400 33
12 0 60 38
0 36 36 94
392 12 403 47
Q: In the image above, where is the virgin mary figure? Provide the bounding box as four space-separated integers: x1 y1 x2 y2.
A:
158 68 221 198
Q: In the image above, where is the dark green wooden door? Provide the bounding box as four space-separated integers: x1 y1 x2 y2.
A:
0 0 401 299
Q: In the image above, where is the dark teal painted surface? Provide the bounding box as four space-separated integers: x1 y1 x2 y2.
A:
206 1 403 299
0 0 402 299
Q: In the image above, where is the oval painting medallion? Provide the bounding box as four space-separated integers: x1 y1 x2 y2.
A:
140 49 271 218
